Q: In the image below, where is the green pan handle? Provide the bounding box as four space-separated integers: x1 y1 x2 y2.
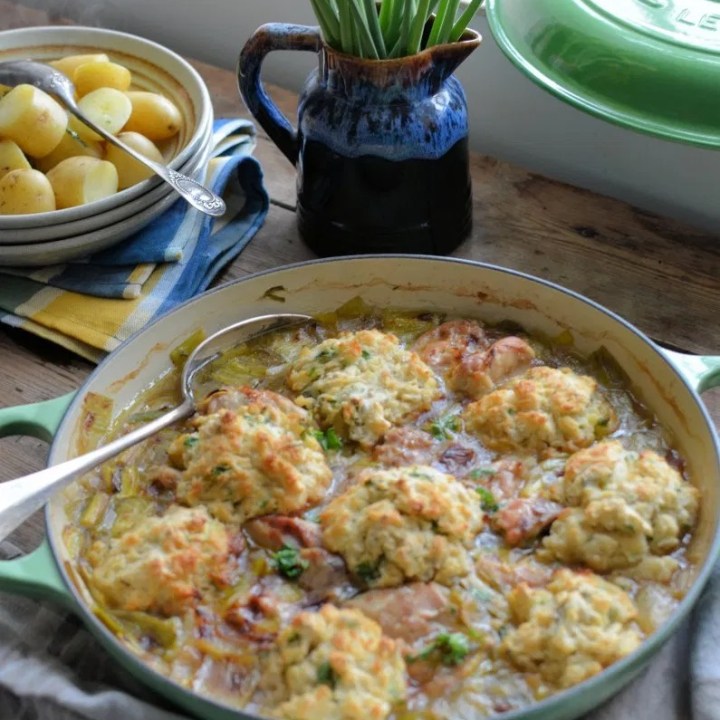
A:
0 392 76 441
662 350 720 393
0 392 76 608
0 540 73 609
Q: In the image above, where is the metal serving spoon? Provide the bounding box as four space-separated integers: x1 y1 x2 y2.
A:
0 59 226 217
0 312 312 542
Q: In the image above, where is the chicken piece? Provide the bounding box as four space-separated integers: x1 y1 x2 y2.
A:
374 426 477 476
413 319 487 376
414 320 535 398
344 582 451 644
475 555 553 593
373 426 437 467
245 515 323 551
491 498 564 546
467 459 526 502
297 547 355 604
450 336 536 398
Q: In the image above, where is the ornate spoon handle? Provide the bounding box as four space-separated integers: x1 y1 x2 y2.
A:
63 100 226 217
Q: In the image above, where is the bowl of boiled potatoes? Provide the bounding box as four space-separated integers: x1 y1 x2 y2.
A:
0 25 214 260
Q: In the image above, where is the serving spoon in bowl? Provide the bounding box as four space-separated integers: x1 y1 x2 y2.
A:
0 59 226 217
0 312 312 542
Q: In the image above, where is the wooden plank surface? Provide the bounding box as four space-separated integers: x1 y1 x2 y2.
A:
0 0 718 553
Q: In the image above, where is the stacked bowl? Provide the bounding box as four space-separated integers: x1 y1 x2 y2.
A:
0 26 214 266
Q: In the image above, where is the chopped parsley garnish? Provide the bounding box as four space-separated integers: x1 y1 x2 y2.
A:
409 633 471 666
469 467 494 479
271 545 309 579
429 413 461 440
476 487 499 513
313 427 343 451
184 435 199 448
361 349 372 359
212 463 231 476
316 660 338 688
317 348 338 363
355 561 380 582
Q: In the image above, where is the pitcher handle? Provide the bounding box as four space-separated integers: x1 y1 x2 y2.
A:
238 23 322 166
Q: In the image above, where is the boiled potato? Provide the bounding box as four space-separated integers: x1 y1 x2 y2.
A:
0 84 68 158
123 91 182 141
0 139 31 180
0 168 56 214
73 87 133 142
74 61 132 97
50 53 110 78
34 130 103 174
46 156 118 209
105 132 164 189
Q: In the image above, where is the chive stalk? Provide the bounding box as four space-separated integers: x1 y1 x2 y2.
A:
310 0 341 46
449 0 483 42
407 0 431 55
310 0 479 58
362 0 388 56
378 0 395 33
337 0 356 56
349 0 381 58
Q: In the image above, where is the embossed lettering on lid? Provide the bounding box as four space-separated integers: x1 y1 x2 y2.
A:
588 0 720 50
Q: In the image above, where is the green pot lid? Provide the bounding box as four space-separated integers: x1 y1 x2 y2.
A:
485 0 720 147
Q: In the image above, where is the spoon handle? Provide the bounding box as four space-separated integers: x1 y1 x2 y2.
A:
0 400 194 543
62 102 226 217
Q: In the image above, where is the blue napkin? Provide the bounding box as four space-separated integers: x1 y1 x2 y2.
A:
0 119 269 361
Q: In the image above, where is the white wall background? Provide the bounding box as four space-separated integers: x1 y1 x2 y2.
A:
22 0 720 232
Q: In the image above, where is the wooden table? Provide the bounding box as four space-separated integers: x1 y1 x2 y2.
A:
1 1 719 554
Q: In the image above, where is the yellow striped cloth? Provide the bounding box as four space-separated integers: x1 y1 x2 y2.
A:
0 120 268 363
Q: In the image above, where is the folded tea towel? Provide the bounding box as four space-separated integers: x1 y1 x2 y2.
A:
0 118 268 363
0 529 718 720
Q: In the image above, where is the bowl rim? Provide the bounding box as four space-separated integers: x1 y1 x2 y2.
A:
0 136 212 266
0 25 212 228
0 118 213 245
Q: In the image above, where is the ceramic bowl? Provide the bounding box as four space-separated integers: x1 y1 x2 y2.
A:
0 117 213 246
0 25 213 231
0 136 212 266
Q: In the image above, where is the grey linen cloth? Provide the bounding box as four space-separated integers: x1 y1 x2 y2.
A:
1 536 719 720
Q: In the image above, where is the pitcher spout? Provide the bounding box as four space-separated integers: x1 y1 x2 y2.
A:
321 26 481 101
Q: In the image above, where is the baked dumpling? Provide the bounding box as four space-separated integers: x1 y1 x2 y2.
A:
287 329 440 447
464 366 617 456
169 387 331 523
264 604 407 720
87 505 230 615
500 569 642 688
542 440 698 573
321 465 483 587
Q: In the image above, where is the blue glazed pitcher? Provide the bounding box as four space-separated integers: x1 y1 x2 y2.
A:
239 23 481 256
